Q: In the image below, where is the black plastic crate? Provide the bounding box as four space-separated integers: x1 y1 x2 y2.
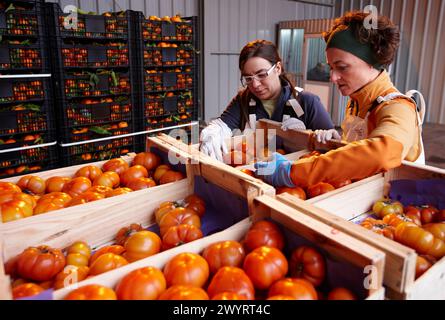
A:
0 76 49 104
0 8 38 37
66 122 134 143
63 70 131 98
61 43 129 68
142 16 193 42
0 100 55 137
144 67 194 92
144 90 194 117
60 136 139 166
0 143 58 177
0 41 42 71
143 43 194 67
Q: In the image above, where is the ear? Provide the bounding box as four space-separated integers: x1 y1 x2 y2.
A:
276 62 283 75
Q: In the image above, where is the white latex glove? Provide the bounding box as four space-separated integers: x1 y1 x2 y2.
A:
314 129 341 144
281 117 306 131
199 118 232 162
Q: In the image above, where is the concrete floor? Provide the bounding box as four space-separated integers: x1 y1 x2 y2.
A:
423 123 445 169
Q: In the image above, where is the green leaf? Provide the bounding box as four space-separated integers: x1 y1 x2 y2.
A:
76 8 90 15
34 136 44 145
20 40 31 46
89 126 111 135
110 71 118 87
172 115 180 122
5 3 15 13
23 104 41 112
88 72 99 88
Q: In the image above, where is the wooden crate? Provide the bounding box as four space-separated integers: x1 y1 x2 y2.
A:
50 194 385 300
277 161 445 299
0 137 274 299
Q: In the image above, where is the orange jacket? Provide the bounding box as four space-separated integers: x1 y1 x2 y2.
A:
290 71 421 188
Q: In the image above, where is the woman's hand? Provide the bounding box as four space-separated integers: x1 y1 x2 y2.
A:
313 129 341 144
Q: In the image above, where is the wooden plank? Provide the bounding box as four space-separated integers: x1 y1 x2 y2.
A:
276 193 417 293
0 276 12 300
386 161 445 182
255 195 385 296
0 180 190 262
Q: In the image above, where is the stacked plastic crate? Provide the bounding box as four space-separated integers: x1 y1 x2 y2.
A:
45 3 142 166
136 14 199 137
0 0 58 178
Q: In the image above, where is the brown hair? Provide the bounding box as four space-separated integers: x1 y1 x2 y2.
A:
237 40 297 130
323 11 400 67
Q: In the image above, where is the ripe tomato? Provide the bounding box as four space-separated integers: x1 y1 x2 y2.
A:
276 187 307 200
307 182 335 199
202 240 245 274
88 253 129 276
423 223 445 241
327 287 357 300
267 295 295 300
183 194 206 217
86 185 112 196
93 171 120 188
75 165 103 181
123 230 162 262
159 170 185 185
64 284 117 300
16 245 66 282
158 207 201 236
207 266 255 300
17 175 46 195
268 278 317 300
1 200 33 222
0 192 36 209
0 181 22 195
105 187 132 198
120 165 149 186
394 222 434 255
89 245 125 265
162 224 203 250
415 255 433 279
243 220 285 252
53 265 89 289
289 246 326 287
66 253 89 267
211 292 248 300
12 283 44 300
102 158 129 175
132 152 161 172
163 252 209 288
159 285 209 300
67 191 105 207
243 246 288 290
115 223 143 246
154 201 179 224
153 164 171 182
45 176 71 193
126 177 156 191
62 177 92 198
33 192 72 214
115 266 166 300
373 198 404 218
360 218 395 240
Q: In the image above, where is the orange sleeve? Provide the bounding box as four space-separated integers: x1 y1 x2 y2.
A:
290 136 403 188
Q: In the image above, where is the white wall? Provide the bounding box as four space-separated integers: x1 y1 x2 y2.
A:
203 0 333 122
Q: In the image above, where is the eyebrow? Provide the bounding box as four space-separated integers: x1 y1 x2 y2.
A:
242 68 269 76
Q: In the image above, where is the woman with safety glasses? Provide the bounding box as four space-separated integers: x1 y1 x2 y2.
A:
199 40 335 161
255 11 425 189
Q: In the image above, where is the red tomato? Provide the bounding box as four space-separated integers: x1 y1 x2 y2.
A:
415 255 433 279
115 223 143 246
163 252 209 288
102 158 129 175
159 285 209 300
289 246 326 287
207 266 255 300
105 187 132 198
74 165 103 181
202 240 245 274
16 245 66 282
158 207 201 236
183 194 206 217
307 182 335 199
45 176 71 193
88 253 129 276
93 171 120 188
162 224 203 250
373 198 404 218
126 177 156 191
0 181 22 195
53 265 89 289
132 152 161 171
276 187 307 200
153 164 171 182
243 246 288 290
64 284 117 300
159 170 185 185
12 283 44 299
17 175 46 195
212 292 248 300
89 245 125 265
123 231 162 262
243 220 285 252
115 266 166 300
268 278 317 300
120 165 149 187
327 287 357 300
62 177 92 198
67 191 105 207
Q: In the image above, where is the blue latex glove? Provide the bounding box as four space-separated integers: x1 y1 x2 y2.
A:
254 152 296 187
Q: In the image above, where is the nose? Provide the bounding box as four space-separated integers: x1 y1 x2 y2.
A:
250 78 261 88
330 69 341 83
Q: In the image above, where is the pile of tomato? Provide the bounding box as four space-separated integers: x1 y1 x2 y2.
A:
360 199 445 279
143 43 193 67
58 13 128 39
143 15 192 41
0 80 43 103
64 74 130 98
0 48 41 70
66 98 131 126
0 152 186 223
61 45 129 68
144 68 193 92
3 13 38 36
